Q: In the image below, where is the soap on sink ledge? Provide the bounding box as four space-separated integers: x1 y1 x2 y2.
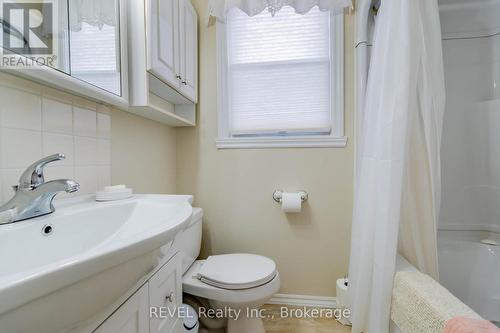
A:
96 185 133 202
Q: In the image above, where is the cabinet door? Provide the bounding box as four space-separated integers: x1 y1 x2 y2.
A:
147 0 181 88
149 254 183 333
178 0 198 103
94 285 149 333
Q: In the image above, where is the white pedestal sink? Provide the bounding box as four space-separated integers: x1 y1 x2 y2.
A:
0 194 193 333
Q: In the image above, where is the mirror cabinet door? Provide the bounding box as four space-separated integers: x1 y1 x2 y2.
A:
1 0 122 97
68 0 121 96
0 1 70 74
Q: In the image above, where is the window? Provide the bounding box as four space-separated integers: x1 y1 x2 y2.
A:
216 6 345 149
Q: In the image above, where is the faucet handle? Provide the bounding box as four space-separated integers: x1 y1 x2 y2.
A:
18 154 66 189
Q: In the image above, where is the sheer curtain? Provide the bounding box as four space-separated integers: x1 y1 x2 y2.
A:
348 0 445 332
206 0 352 24
69 0 117 31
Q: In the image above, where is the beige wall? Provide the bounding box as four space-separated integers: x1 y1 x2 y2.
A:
111 109 177 193
176 1 355 297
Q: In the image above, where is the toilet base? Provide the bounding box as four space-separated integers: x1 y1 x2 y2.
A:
227 315 265 333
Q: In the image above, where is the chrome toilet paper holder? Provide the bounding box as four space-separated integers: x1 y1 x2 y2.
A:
273 190 308 204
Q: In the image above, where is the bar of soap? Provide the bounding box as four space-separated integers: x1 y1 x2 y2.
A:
104 185 127 192
96 186 133 202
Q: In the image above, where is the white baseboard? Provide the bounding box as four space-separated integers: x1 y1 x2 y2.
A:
267 294 338 309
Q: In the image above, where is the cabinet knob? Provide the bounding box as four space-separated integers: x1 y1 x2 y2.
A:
182 80 187 85
165 292 175 303
176 74 182 80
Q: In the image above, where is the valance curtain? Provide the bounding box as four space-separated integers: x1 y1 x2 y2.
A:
69 0 117 31
347 0 445 332
206 0 352 25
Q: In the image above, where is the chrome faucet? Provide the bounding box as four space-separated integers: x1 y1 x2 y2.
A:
0 154 80 224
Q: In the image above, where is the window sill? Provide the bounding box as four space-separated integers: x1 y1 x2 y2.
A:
216 136 348 149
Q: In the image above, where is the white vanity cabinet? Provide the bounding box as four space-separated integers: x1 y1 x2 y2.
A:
147 0 198 103
149 254 183 333
93 253 183 333
93 285 150 333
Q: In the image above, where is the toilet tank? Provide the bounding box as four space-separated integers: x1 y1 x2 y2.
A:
172 207 203 274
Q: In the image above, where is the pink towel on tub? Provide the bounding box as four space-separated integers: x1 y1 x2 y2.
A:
444 317 500 333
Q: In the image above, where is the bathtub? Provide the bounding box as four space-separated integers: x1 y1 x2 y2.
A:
389 249 498 333
438 230 500 323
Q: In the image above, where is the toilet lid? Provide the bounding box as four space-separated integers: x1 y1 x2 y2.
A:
197 254 277 290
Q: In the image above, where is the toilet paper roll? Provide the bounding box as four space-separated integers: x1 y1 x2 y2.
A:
336 278 350 308
281 192 302 213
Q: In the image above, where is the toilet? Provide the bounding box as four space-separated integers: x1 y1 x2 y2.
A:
172 208 280 333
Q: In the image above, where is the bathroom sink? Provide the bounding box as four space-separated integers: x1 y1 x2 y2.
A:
0 194 193 333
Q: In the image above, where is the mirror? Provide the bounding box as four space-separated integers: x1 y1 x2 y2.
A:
68 0 121 95
1 1 69 73
1 0 123 97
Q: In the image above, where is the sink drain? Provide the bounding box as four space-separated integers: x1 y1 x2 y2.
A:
41 224 54 236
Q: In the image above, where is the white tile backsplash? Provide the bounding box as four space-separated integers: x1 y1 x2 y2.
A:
75 166 98 195
1 128 42 169
0 87 42 130
43 133 74 165
75 136 98 165
97 139 111 165
97 113 111 139
44 165 75 181
97 165 111 189
74 107 97 137
0 79 111 205
1 169 22 201
42 98 73 134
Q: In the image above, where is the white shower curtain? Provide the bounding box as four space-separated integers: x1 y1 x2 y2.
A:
348 0 445 332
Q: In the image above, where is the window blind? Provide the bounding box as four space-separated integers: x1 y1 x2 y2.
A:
227 6 332 135
70 22 120 94
70 23 118 72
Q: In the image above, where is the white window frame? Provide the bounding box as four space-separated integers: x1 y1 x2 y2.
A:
216 11 346 149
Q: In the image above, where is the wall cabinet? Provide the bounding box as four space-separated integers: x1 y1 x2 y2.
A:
127 0 198 127
178 0 198 102
1 0 199 126
93 253 183 333
147 0 198 103
147 0 180 89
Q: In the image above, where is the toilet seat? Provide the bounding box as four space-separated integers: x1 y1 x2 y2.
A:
197 254 277 290
182 260 281 304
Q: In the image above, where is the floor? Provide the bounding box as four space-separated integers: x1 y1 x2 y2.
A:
262 305 352 333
